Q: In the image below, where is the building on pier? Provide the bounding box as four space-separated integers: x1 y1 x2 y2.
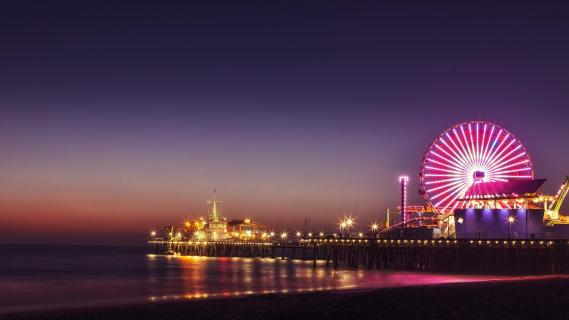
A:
454 177 569 239
150 192 275 242
227 218 270 240
205 193 228 241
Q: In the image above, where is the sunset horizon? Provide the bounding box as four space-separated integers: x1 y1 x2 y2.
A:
2 2 569 319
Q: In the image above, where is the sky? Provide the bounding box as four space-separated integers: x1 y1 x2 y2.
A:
1 1 568 245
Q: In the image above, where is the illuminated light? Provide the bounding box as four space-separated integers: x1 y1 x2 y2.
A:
296 231 302 237
439 136 469 168
457 217 464 224
358 232 363 238
280 232 288 239
507 216 515 223
399 176 409 225
150 231 157 237
269 232 275 237
430 147 468 170
308 232 313 237
370 223 379 231
419 121 533 213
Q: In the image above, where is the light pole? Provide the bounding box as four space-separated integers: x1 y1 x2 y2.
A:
340 217 355 238
370 223 379 239
507 216 515 240
371 223 378 232
339 220 347 238
345 217 354 229
525 209 528 239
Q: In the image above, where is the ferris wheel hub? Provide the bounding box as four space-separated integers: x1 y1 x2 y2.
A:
473 171 485 181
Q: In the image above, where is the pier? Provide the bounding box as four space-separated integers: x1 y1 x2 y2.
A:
149 238 569 275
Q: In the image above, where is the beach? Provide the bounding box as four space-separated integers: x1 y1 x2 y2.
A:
5 277 569 320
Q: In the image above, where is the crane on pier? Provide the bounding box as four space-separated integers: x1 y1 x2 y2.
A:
545 176 569 222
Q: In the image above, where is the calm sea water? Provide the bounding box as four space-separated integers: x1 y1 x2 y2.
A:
0 244 509 315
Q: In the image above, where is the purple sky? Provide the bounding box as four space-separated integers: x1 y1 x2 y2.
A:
1 1 568 245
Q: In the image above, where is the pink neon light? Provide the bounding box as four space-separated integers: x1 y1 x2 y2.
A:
419 121 533 213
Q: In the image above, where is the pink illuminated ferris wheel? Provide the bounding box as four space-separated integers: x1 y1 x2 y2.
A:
419 121 534 214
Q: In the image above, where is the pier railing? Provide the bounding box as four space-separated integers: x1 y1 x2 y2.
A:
148 238 569 275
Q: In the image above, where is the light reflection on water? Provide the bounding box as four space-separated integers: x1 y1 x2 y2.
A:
144 254 504 303
0 245 512 314
145 255 362 302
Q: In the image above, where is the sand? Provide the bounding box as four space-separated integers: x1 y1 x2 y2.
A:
5 277 569 320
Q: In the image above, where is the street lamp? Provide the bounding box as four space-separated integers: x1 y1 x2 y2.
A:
339 221 347 237
339 216 355 238
371 223 378 232
507 216 515 240
280 232 288 240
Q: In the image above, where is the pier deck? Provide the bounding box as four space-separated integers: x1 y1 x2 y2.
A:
149 238 569 274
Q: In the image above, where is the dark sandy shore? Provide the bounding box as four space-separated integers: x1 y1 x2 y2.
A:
5 277 569 320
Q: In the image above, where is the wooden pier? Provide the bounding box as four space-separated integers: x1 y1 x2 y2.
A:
148 238 569 275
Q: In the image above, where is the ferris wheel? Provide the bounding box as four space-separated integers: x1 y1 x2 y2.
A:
419 121 534 214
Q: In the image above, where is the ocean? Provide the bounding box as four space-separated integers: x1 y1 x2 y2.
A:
0 243 506 315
